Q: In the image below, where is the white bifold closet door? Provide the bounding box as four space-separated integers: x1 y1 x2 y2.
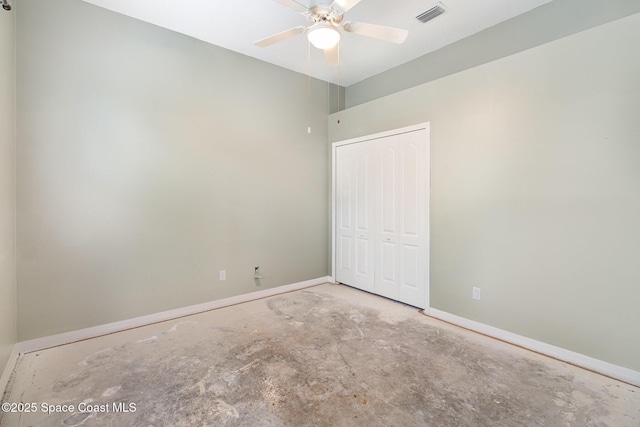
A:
335 128 429 308
335 140 376 293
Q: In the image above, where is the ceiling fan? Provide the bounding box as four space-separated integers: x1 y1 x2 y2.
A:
255 0 409 66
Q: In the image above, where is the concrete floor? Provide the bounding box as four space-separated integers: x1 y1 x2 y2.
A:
1 283 638 426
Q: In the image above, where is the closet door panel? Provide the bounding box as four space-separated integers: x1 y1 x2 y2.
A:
336 143 374 292
375 138 399 300
335 145 356 285
397 130 428 306
353 144 374 292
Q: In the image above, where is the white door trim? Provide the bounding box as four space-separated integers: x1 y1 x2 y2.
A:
332 122 430 309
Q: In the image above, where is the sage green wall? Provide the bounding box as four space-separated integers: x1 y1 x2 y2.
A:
330 13 640 371
17 0 331 340
0 8 16 372
346 0 640 108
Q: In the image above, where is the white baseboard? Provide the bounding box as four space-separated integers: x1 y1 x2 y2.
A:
0 345 20 399
18 276 331 355
428 308 640 388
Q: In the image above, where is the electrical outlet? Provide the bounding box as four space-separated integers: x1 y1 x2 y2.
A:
219 270 226 281
254 266 263 279
472 287 481 301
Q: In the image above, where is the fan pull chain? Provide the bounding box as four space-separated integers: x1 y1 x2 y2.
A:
337 41 341 124
307 40 312 134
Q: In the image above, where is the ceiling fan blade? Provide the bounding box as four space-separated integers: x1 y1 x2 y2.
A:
343 21 408 44
331 0 362 13
255 26 306 47
324 45 340 67
272 0 308 12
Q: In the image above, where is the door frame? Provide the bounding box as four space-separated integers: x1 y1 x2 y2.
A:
331 122 431 310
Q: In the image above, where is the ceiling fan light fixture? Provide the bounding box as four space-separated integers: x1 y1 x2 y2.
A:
307 23 340 49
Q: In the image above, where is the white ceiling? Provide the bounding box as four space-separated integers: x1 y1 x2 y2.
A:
81 0 552 86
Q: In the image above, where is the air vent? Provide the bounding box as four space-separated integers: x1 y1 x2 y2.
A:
416 3 446 24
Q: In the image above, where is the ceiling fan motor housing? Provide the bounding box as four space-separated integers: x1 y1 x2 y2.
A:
307 5 344 25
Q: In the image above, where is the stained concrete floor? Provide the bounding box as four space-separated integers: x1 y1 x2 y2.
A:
1 284 638 426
